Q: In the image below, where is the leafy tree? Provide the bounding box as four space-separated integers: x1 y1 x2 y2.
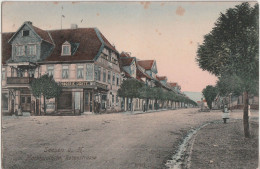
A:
202 85 218 109
196 2 259 137
117 78 144 111
30 74 62 115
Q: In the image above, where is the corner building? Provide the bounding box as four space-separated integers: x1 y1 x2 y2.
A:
2 21 122 115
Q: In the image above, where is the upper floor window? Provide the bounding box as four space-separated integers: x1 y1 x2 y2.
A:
77 65 84 79
116 74 119 86
16 45 25 56
108 71 111 84
47 66 54 76
27 45 36 56
86 64 93 81
112 73 115 85
22 30 29 36
103 68 107 83
29 69 35 78
62 65 69 79
94 65 101 81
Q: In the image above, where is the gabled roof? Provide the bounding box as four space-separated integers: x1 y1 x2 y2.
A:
136 68 151 80
137 60 155 70
3 22 119 63
32 25 53 44
120 57 135 67
8 21 53 44
2 32 15 64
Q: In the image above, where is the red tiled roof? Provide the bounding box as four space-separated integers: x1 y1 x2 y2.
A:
120 52 131 58
3 24 118 63
99 31 116 51
45 28 102 62
137 60 154 70
169 82 177 87
156 76 167 81
32 26 53 44
120 57 134 67
2 32 14 64
136 68 151 80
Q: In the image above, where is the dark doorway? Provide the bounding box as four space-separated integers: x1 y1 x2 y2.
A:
57 91 72 110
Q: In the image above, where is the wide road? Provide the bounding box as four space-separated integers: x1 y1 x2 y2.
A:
2 108 244 169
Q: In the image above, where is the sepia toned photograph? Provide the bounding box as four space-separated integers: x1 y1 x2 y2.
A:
1 1 259 169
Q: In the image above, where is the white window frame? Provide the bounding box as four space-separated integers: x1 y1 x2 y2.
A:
112 72 115 85
77 65 84 79
27 44 36 56
62 65 69 79
16 45 25 56
62 45 71 56
47 65 54 77
86 63 94 81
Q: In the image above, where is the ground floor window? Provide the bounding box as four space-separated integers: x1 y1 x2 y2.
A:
2 93 8 110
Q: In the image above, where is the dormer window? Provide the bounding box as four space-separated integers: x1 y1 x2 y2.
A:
61 41 71 56
62 45 71 55
23 30 29 36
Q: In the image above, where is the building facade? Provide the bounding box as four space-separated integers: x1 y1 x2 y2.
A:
2 21 122 115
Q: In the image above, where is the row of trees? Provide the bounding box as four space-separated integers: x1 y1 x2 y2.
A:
117 79 197 111
197 2 258 138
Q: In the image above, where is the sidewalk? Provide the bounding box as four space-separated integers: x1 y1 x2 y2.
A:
122 108 176 115
188 120 259 169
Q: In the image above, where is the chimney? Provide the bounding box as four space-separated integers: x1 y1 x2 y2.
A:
71 24 78 29
25 21 32 25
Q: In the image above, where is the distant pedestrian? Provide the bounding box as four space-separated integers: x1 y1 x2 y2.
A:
222 105 230 123
248 104 251 117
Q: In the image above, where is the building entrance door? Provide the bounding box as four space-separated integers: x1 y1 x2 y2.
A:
20 95 31 112
84 91 93 112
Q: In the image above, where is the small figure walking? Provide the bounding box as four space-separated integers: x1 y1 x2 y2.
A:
222 105 230 123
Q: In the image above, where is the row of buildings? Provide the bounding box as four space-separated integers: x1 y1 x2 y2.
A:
2 21 191 115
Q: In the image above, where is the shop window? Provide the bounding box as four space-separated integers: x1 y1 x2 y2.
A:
112 94 114 104
2 93 8 110
2 69 5 80
21 97 26 104
27 97 31 103
77 65 84 79
116 95 119 103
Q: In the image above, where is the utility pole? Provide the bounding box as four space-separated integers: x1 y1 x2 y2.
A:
61 6 65 30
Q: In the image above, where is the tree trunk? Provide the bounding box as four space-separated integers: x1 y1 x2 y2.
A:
44 95 46 115
243 91 250 138
130 97 133 112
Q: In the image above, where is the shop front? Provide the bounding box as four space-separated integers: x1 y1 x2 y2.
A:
58 81 108 114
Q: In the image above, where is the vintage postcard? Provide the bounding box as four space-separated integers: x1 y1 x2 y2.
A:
1 1 258 169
